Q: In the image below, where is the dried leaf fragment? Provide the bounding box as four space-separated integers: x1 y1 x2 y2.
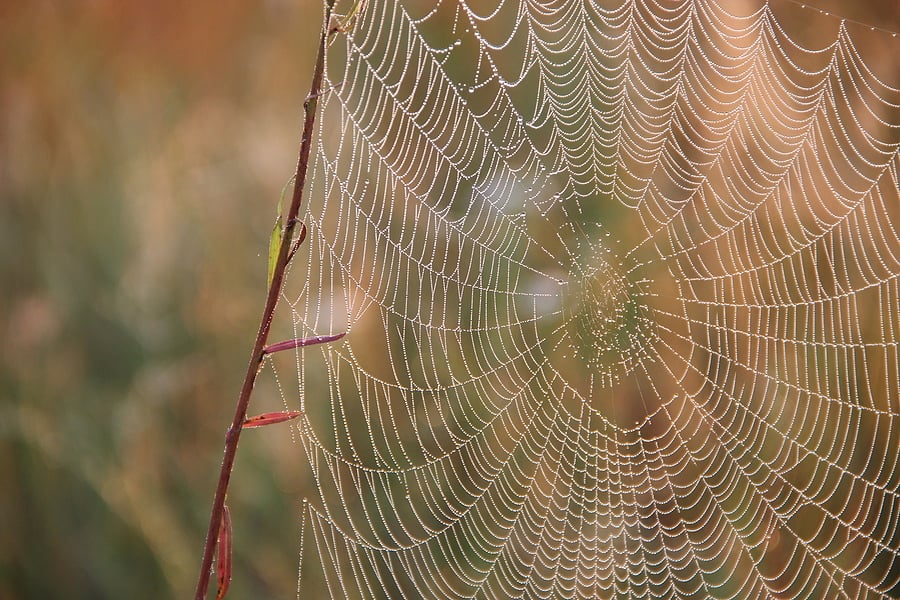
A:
215 505 232 600
243 411 303 428
262 332 345 355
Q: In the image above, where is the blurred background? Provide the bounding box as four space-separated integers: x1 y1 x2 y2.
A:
2 1 899 599
0 1 323 597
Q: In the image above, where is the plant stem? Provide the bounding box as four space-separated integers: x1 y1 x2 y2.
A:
193 2 335 598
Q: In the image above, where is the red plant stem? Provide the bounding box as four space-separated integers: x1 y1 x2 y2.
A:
193 3 336 598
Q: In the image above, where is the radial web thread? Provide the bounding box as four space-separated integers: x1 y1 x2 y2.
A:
277 1 900 598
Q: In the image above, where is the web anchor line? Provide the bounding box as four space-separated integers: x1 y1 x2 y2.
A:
779 0 900 38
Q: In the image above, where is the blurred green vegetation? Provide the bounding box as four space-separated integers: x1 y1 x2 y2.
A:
0 1 323 597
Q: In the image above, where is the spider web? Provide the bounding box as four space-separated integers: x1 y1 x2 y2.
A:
276 0 900 597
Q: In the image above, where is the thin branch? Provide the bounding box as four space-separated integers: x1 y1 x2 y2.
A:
193 2 337 598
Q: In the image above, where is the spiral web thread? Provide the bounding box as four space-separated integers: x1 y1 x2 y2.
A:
278 0 900 597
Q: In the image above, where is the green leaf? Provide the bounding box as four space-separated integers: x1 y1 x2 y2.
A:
267 214 282 288
267 177 294 287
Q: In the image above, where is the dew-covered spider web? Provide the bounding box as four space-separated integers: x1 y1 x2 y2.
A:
274 0 900 597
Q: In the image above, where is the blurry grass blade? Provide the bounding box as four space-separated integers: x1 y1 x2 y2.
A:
263 332 345 355
244 411 303 428
215 505 232 600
